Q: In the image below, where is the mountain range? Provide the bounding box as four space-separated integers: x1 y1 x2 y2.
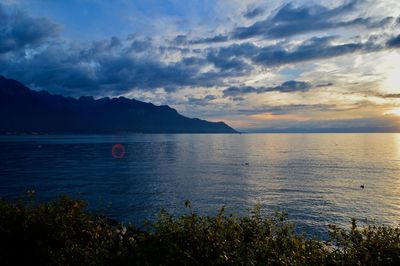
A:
0 76 237 134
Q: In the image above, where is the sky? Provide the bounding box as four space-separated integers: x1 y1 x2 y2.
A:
0 0 400 132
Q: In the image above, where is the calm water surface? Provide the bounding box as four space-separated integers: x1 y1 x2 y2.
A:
1 134 399 237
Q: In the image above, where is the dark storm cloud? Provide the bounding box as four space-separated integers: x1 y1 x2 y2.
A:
163 86 178 93
272 80 312 92
232 0 393 40
1 29 396 97
160 0 395 50
208 42 259 58
0 2 399 98
0 36 231 96
172 35 188 45
206 52 252 73
243 6 266 19
170 1 393 46
129 39 153 52
215 31 400 68
223 86 257 97
254 36 364 65
209 36 376 68
223 80 312 97
188 94 217 106
0 4 59 54
0 9 249 97
172 32 229 46
79 37 124 58
190 34 229 44
3 28 393 97
386 34 400 48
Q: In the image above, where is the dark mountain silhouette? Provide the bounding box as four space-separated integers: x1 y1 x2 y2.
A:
0 76 237 134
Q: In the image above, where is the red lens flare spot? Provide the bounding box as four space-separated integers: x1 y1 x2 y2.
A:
112 144 126 159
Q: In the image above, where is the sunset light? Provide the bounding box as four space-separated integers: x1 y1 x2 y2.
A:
387 108 400 116
382 55 400 92
1 1 400 263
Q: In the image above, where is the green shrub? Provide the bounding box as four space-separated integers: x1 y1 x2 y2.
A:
0 195 399 265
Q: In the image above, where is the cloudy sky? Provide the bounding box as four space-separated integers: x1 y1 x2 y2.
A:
1 0 400 132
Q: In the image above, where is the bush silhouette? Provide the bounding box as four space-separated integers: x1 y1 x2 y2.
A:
0 195 399 265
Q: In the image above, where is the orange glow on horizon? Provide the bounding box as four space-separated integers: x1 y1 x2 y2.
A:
248 112 308 121
386 108 400 116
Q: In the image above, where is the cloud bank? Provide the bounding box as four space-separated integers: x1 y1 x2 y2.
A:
0 0 399 131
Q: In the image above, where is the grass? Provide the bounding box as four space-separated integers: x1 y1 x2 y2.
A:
0 194 399 265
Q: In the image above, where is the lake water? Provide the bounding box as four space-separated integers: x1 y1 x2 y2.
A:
1 134 399 237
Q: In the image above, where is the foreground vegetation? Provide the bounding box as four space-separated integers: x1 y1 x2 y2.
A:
0 195 399 265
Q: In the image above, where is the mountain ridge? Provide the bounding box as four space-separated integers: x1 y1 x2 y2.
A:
0 76 237 134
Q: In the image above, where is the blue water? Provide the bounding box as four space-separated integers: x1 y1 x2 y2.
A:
1 134 399 237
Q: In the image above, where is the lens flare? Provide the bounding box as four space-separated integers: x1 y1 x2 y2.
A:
112 144 126 159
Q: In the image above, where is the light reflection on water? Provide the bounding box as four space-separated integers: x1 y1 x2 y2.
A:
1 133 399 237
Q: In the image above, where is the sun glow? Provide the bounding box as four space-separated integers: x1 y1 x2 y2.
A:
387 108 400 116
248 112 308 121
382 53 400 92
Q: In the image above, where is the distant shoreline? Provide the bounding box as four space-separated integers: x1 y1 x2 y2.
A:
3 131 400 136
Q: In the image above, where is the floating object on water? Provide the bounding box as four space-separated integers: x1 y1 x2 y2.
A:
244 162 249 166
360 185 365 189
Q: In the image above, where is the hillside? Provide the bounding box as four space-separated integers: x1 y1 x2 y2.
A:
0 76 237 134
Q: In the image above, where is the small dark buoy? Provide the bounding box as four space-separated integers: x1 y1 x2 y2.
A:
360 185 365 189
